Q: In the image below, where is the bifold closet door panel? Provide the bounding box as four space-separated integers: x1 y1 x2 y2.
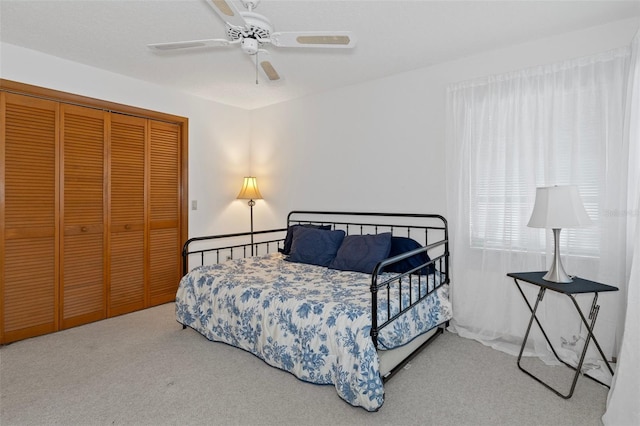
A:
60 104 107 329
1 93 59 343
109 113 146 316
149 121 181 305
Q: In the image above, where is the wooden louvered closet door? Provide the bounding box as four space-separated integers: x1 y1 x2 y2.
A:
60 105 107 328
149 121 182 305
1 93 59 343
109 114 147 316
1 80 187 344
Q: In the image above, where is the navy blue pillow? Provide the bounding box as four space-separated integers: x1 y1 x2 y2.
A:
280 224 332 255
385 237 434 275
329 232 392 274
287 226 345 267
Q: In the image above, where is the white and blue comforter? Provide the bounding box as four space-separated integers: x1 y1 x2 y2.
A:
175 253 451 411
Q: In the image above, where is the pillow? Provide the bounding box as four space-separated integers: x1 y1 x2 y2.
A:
329 232 392 274
385 237 434 275
286 226 345 267
280 224 332 255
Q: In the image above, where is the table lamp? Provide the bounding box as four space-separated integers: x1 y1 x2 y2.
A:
527 185 592 283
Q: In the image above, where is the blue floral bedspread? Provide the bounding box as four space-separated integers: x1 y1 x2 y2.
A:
175 253 451 411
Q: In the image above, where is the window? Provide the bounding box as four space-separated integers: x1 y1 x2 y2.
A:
450 49 630 257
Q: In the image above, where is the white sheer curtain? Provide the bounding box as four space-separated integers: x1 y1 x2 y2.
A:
603 29 640 426
445 47 632 381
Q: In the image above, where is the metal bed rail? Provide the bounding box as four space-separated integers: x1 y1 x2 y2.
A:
182 228 287 276
370 239 450 348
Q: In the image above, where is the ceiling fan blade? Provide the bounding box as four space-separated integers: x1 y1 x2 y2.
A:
251 51 281 81
148 38 232 51
204 0 247 28
270 31 356 49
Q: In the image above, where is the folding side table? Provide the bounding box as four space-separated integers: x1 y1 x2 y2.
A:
507 271 618 399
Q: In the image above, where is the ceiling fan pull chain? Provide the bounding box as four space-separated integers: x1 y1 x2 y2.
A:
255 51 259 85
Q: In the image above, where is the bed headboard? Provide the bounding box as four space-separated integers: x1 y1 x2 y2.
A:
182 211 448 276
287 211 447 247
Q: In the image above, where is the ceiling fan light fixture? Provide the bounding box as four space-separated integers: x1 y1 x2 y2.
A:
242 38 259 55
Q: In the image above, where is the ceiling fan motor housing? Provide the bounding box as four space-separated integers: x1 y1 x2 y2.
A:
226 11 273 47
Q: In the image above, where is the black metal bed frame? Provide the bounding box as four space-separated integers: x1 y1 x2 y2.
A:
181 210 450 381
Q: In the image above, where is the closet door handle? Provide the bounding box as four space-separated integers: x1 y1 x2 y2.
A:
125 224 131 230
81 226 88 232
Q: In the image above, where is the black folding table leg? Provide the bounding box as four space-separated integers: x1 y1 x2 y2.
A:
515 281 608 399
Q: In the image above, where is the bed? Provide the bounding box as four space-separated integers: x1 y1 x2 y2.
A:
176 211 451 411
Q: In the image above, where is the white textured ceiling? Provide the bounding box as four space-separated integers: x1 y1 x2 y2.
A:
2 0 639 110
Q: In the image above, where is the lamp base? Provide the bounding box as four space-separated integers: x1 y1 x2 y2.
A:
542 228 573 283
543 263 573 283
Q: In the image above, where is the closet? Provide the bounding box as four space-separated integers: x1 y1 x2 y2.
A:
0 81 188 344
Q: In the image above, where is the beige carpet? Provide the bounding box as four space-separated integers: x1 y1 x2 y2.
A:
0 303 609 425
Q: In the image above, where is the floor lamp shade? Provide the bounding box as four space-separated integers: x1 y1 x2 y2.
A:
527 185 592 283
237 176 263 201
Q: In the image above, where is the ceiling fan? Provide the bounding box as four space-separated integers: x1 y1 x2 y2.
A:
148 0 357 82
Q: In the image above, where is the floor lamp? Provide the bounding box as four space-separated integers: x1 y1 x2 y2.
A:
527 185 592 283
237 176 263 256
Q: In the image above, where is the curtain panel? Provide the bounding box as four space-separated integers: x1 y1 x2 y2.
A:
602 28 640 426
445 47 631 385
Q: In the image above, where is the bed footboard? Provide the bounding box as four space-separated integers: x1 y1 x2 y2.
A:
371 237 450 347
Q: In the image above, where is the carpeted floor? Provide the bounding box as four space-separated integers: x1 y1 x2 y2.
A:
0 303 609 425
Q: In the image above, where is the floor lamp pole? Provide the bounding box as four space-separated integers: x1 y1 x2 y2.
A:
248 199 255 256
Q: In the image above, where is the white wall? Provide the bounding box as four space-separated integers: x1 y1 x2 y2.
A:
250 18 639 230
0 42 252 238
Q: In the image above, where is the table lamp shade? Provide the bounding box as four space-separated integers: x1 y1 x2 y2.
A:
237 176 263 200
527 185 592 229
